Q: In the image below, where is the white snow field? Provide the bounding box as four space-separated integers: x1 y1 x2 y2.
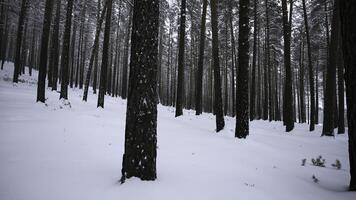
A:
0 62 355 200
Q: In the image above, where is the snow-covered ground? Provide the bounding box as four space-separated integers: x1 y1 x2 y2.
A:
0 62 355 200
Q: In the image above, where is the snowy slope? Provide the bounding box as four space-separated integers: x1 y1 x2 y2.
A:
0 62 355 200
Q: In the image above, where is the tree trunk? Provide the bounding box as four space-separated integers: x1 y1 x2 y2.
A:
302 0 315 131
121 9 132 100
322 0 340 136
339 0 356 191
338 36 345 134
59 0 74 100
13 0 28 83
229 2 236 117
210 0 225 132
36 0 53 103
50 0 60 91
235 0 250 138
175 0 186 117
281 0 294 131
250 0 258 120
97 0 113 108
120 0 159 183
83 2 107 101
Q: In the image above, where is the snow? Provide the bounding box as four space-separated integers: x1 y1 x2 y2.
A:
0 62 355 200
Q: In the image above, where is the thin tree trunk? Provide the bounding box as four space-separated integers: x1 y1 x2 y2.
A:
83 2 107 101
175 0 186 117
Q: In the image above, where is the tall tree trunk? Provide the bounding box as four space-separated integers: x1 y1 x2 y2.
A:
210 0 225 132
121 0 159 183
1 8 9 70
339 0 356 191
338 36 345 134
299 39 306 123
302 0 315 131
281 0 294 131
175 0 186 117
13 0 28 83
69 15 77 88
36 0 53 103
195 0 207 115
229 2 236 117
250 0 258 120
97 0 113 108
322 0 340 136
50 0 61 91
235 0 250 138
121 9 132 100
83 2 107 101
59 0 74 100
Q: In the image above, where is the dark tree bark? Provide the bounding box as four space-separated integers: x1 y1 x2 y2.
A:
1 8 9 70
36 0 54 103
13 0 28 83
235 0 250 138
250 0 258 120
195 0 207 115
281 0 294 132
322 0 340 136
175 0 186 117
83 2 107 101
302 0 315 131
299 39 306 123
59 0 74 100
210 0 225 132
121 9 132 100
69 15 77 88
120 0 159 183
337 37 345 134
229 1 236 117
263 29 268 120
339 0 356 191
50 0 61 91
266 0 272 122
97 0 113 108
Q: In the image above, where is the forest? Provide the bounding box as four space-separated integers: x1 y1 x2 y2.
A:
0 0 355 199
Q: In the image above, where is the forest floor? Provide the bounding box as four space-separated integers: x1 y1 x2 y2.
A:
0 62 355 200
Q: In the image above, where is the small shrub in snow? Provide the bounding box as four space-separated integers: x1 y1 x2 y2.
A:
312 175 319 183
301 158 306 166
331 159 341 170
311 155 325 167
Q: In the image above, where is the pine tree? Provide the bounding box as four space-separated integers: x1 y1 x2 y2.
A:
36 0 54 103
83 1 107 102
121 0 159 183
339 0 356 191
235 0 250 138
322 0 340 136
250 0 258 120
97 0 113 108
210 0 225 132
50 0 61 91
281 0 294 132
195 0 208 116
13 0 28 83
175 0 186 117
59 0 74 100
302 0 315 131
